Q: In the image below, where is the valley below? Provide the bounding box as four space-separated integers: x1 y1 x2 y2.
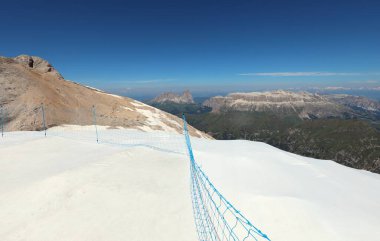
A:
150 90 380 174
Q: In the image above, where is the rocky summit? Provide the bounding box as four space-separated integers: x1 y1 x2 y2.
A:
13 55 64 80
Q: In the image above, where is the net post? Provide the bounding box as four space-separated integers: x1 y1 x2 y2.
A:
0 106 4 137
92 105 99 143
41 103 47 137
182 113 195 162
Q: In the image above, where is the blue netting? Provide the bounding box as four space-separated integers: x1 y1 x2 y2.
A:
45 105 186 154
183 114 271 241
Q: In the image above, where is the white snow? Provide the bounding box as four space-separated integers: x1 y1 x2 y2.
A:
0 132 194 241
123 106 134 111
136 108 178 133
130 100 147 107
102 93 124 99
0 130 379 241
128 101 185 134
163 114 183 129
84 84 105 93
191 139 380 241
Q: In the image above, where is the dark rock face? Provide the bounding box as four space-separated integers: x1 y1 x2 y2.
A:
28 57 34 68
13 55 64 79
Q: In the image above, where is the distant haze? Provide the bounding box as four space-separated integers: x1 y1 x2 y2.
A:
107 86 380 102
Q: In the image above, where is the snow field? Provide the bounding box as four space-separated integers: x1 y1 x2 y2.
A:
0 129 380 241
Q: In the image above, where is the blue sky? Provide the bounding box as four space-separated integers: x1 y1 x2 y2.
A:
1 0 379 97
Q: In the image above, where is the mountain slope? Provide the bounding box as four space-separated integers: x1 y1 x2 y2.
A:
0 55 207 138
193 138 380 241
0 133 197 241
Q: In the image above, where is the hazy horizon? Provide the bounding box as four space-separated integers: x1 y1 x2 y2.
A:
109 86 380 102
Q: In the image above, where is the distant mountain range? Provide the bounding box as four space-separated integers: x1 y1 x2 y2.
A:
203 90 380 120
150 90 380 174
326 94 380 114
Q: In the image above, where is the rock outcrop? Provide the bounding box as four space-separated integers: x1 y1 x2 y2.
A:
13 55 64 79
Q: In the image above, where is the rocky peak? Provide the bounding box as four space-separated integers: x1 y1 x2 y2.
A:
182 90 193 102
13 55 63 79
152 90 195 104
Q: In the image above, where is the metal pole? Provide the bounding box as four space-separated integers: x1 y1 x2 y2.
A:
182 113 195 162
41 103 47 137
92 105 99 143
1 106 4 138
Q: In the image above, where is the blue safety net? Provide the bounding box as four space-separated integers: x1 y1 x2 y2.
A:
183 114 271 241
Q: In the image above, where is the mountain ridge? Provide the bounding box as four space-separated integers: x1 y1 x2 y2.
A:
0 55 208 138
202 90 380 120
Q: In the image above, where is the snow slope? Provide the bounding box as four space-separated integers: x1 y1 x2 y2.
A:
0 133 195 241
1 130 379 241
192 139 380 241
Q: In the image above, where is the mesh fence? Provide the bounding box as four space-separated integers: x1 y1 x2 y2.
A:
0 106 4 138
0 104 47 139
0 104 186 154
183 115 271 241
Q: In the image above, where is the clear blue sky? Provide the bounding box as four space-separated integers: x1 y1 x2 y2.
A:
1 0 379 97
